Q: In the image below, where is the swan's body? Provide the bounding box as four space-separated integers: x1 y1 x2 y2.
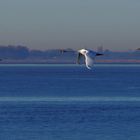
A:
78 49 103 69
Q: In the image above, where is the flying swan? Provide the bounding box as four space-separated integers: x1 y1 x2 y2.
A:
61 48 103 69
77 49 103 69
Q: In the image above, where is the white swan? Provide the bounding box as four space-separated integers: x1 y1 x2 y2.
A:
77 49 103 69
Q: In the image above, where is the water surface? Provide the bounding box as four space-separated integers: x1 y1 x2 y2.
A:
0 64 140 140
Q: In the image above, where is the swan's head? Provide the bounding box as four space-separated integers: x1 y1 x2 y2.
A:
78 49 88 55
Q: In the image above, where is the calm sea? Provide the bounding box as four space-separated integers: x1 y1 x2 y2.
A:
0 64 140 140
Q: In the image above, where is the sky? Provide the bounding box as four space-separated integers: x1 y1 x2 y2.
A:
0 0 140 51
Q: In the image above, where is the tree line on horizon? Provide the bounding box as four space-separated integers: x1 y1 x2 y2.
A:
0 45 140 60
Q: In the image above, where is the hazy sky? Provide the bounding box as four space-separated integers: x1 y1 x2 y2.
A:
0 0 140 51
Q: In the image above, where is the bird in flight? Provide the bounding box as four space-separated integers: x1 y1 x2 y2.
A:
77 49 103 69
61 48 103 69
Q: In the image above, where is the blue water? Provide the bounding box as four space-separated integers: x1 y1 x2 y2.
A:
0 64 140 140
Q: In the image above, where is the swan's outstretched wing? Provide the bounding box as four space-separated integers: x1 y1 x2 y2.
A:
85 51 96 69
77 53 84 64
